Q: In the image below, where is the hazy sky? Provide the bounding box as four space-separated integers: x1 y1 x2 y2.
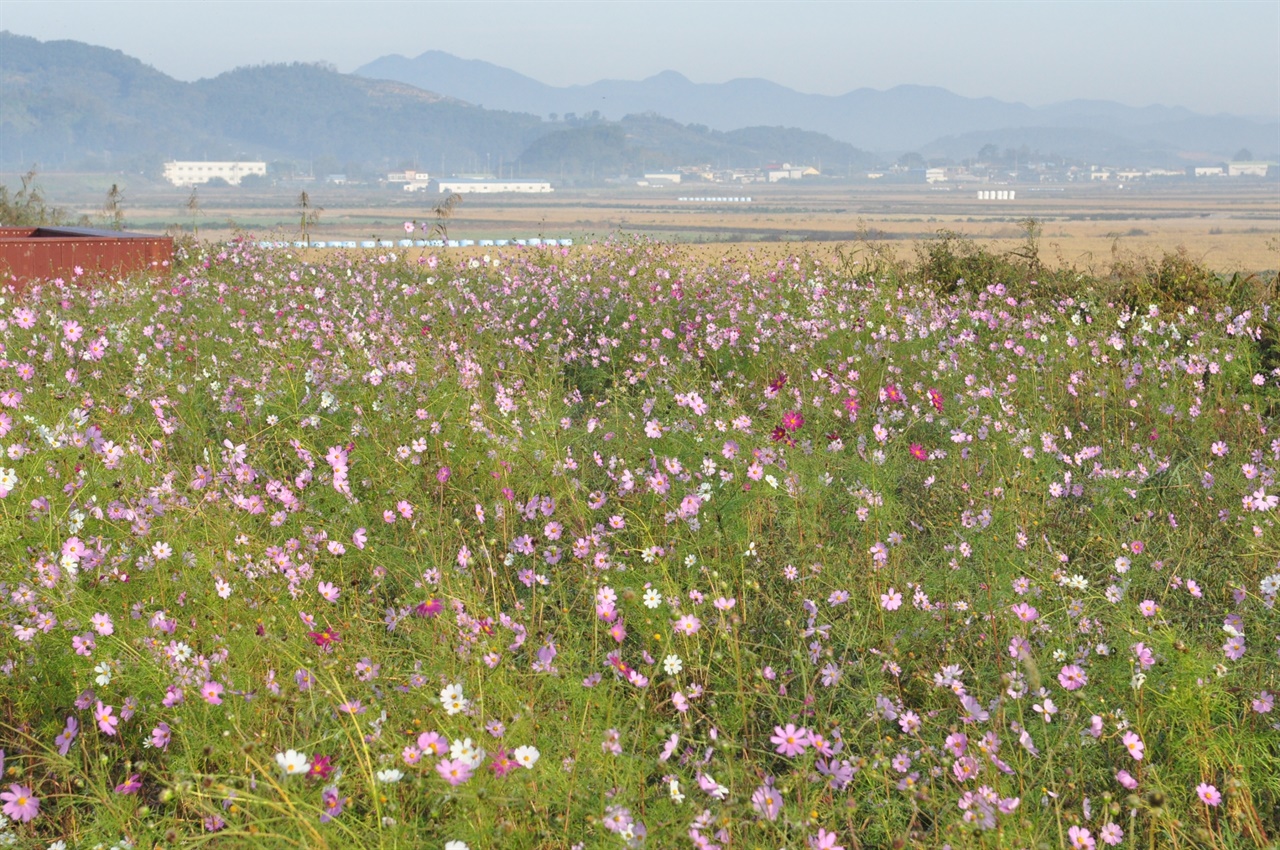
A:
3 0 1278 118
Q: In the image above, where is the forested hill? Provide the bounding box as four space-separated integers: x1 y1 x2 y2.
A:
0 32 875 179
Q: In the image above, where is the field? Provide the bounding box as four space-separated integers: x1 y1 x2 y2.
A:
10 174 1280 273
0 206 1278 849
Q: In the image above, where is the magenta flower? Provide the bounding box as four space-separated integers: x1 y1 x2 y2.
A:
1116 769 1138 789
0 783 38 822
415 597 443 617
309 755 336 780
770 723 810 757
115 774 142 795
781 410 804 432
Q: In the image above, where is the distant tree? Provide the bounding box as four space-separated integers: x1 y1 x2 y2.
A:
298 191 322 243
185 187 202 237
898 152 925 169
977 143 1000 162
238 173 270 189
1234 148 1254 161
103 183 125 230
548 113 558 123
429 192 462 242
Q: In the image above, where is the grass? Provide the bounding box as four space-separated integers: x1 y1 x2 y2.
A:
0 233 1276 849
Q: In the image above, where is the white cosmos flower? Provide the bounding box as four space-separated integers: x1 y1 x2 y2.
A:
512 745 540 769
275 749 310 776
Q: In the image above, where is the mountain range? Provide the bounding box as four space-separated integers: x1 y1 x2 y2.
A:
1 31 1274 183
356 50 1279 161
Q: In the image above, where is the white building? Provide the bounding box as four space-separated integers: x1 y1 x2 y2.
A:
1228 162 1271 177
765 163 817 182
438 180 553 194
163 161 266 187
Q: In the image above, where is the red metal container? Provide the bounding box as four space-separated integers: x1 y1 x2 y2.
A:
0 226 174 288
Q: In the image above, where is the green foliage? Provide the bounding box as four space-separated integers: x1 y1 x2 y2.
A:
913 228 1024 292
1112 247 1223 311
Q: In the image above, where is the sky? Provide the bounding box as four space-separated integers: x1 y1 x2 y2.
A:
2 0 1278 118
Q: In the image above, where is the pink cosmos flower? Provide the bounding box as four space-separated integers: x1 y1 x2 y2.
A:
1010 602 1038 622
1122 731 1144 760
1099 823 1123 846
1058 665 1088 691
1068 826 1096 849
810 828 845 850
771 724 809 757
1196 783 1221 806
1116 769 1138 789
95 701 118 736
909 443 927 461
436 758 474 786
0 783 39 822
880 588 903 611
673 614 701 636
751 781 782 820
201 681 224 705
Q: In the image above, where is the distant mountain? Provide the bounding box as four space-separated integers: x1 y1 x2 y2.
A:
356 50 1280 159
0 32 551 174
520 114 877 178
0 32 875 179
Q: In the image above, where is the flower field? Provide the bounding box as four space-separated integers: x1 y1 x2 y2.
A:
0 237 1277 849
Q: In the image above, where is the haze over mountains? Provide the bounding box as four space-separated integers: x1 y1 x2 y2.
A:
1 31 1275 181
357 49 1277 160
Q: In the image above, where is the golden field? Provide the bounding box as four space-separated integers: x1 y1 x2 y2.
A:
18 174 1280 272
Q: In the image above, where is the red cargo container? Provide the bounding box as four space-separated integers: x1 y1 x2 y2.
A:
0 226 173 289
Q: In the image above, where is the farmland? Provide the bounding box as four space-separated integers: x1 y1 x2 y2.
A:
0 198 1277 849
9 174 1279 273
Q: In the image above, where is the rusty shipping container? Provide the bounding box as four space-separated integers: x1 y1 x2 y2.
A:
0 227 174 289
